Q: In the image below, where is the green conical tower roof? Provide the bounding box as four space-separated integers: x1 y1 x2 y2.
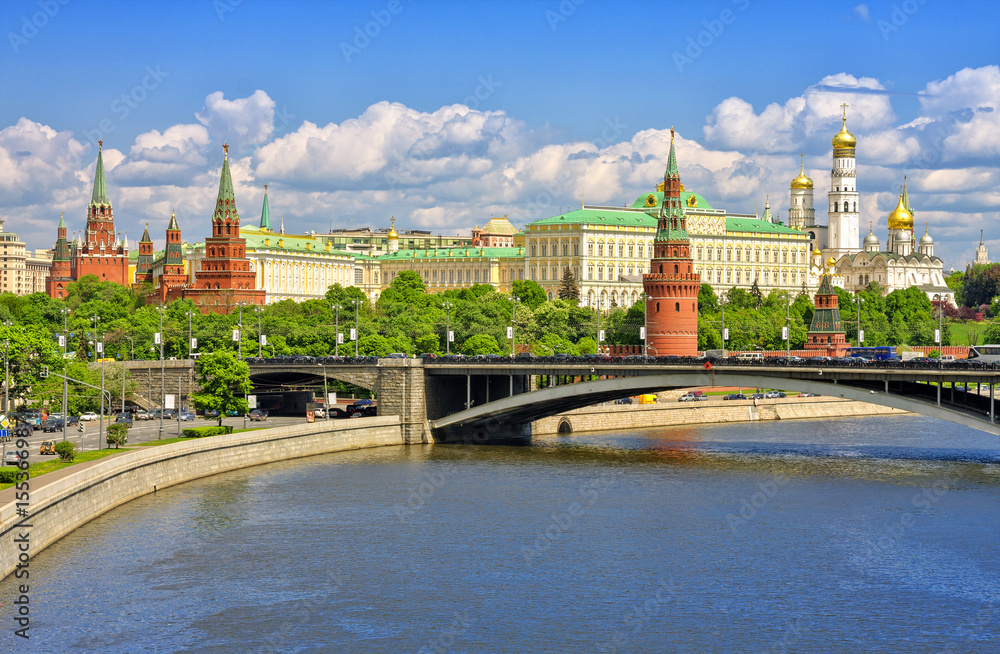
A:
167 209 180 231
139 223 152 243
259 184 272 231
91 142 111 206
760 195 773 223
212 142 239 224
58 212 66 229
665 128 679 177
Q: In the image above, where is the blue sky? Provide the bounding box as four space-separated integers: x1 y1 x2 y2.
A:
1 0 998 269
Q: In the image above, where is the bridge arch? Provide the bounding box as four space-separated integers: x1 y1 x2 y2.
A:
431 372 999 439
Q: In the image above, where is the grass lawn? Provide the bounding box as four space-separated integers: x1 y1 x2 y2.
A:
948 322 988 346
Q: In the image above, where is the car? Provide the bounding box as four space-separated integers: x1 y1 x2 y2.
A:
613 397 633 404
352 399 375 407
313 407 326 418
39 440 56 455
114 413 133 427
764 391 787 399
723 394 748 401
329 408 351 419
204 409 219 418
798 392 820 397
248 409 268 421
133 410 150 421
678 393 697 402
163 409 177 419
65 415 80 426
3 451 21 466
42 418 64 432
80 412 99 421
178 412 197 421
748 393 766 400
385 353 407 359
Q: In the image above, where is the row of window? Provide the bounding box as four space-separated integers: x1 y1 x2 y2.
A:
695 267 802 287
529 240 654 259
695 245 809 263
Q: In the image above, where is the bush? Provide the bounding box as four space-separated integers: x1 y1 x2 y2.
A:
0 469 20 484
106 423 129 448
54 441 76 462
181 426 234 438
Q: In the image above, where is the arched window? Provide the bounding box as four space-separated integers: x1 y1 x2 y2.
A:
834 202 839 212
675 302 680 312
674 264 679 274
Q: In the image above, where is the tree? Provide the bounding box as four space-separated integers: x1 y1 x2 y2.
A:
192 351 252 426
359 334 393 356
106 423 129 448
749 280 763 308
698 284 718 314
461 334 502 356
512 280 547 310
54 441 75 462
557 267 580 302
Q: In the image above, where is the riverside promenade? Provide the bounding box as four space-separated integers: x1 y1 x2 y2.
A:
0 417 403 581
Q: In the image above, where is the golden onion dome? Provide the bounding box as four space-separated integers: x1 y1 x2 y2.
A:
387 216 398 239
826 256 837 268
790 160 813 189
832 115 857 149
886 194 913 231
812 247 822 257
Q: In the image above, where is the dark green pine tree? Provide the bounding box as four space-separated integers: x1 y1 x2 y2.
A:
557 266 580 302
750 279 763 308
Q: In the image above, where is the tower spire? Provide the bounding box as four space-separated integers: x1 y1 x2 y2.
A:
259 183 272 231
91 140 110 206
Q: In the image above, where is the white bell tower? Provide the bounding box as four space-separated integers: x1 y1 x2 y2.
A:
827 104 861 258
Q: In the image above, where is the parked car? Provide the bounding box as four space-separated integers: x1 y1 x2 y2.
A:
748 393 766 400
385 353 407 359
3 451 22 466
133 410 150 420
163 409 177 419
678 391 708 402
313 407 326 418
248 409 268 421
114 413 133 427
613 397 633 404
80 412 99 421
178 412 197 421
39 440 56 455
798 392 821 397
352 399 375 407
329 408 351 419
204 409 219 418
722 394 748 400
764 391 787 399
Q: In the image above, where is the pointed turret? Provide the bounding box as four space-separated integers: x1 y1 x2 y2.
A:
91 140 111 207
280 214 285 235
212 142 239 227
167 209 180 232
140 224 152 244
259 184 272 231
901 175 914 217
665 127 679 177
761 195 773 223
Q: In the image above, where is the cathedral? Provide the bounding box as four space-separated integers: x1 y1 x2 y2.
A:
786 107 951 302
45 142 130 298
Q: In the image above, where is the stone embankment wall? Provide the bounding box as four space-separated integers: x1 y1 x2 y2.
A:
0 417 402 581
533 396 908 435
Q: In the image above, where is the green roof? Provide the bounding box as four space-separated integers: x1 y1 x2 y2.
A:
129 249 163 262
630 191 715 212
91 146 110 206
666 138 679 177
241 229 348 255
212 147 239 224
259 188 272 231
528 207 656 229
381 247 524 260
725 217 804 236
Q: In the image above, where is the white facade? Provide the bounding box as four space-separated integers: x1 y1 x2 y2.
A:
827 114 861 258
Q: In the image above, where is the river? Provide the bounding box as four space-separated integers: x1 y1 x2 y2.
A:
2 414 999 652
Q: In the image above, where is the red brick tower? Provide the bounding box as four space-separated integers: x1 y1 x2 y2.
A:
185 143 265 312
157 210 190 302
74 141 129 284
805 260 849 356
45 212 73 298
134 223 154 287
642 129 700 356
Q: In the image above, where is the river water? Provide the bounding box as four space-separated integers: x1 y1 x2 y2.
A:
3 414 1000 653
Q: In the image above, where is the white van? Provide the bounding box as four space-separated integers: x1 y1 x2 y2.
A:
735 352 764 363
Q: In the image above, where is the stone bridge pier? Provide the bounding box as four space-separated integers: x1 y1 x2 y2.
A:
123 360 198 411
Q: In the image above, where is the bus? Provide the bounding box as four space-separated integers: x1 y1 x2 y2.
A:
846 346 897 361
967 345 1000 363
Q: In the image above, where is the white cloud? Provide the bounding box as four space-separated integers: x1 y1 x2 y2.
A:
854 4 870 21
195 90 276 153
2 69 999 276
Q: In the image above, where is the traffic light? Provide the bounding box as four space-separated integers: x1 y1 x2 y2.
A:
41 365 49 378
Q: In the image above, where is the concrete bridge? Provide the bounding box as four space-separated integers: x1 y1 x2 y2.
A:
128 359 1000 445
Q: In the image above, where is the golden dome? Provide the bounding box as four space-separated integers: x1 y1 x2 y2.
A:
886 193 913 231
387 216 398 239
790 155 813 189
832 115 857 150
812 247 822 257
826 256 837 267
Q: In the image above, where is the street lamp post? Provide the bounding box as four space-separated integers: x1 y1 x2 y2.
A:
125 335 134 361
334 304 340 357
319 364 329 422
785 292 791 359
60 308 69 444
596 297 603 354
187 311 196 359
510 296 518 358
353 299 360 357
257 306 263 358
934 294 945 370
236 303 247 430
857 297 864 346
721 295 728 355
158 305 164 440
443 301 453 355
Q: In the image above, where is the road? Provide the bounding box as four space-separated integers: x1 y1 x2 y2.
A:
1 414 324 462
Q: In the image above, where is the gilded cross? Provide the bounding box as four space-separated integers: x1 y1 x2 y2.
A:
840 103 849 119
